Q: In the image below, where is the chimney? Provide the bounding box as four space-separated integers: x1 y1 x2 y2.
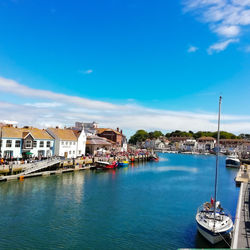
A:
117 127 119 132
121 129 123 134
56 126 59 129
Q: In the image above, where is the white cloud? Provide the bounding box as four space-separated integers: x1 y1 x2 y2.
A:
188 45 199 52
183 0 250 52
214 25 240 37
0 77 116 110
24 102 63 108
207 38 239 54
79 69 93 74
1 76 250 135
0 120 18 125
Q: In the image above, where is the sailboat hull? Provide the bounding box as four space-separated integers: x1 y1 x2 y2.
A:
196 220 232 244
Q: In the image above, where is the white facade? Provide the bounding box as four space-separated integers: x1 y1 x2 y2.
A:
0 138 22 158
57 140 77 158
76 130 86 156
0 134 54 159
197 140 215 152
180 139 197 152
47 128 78 158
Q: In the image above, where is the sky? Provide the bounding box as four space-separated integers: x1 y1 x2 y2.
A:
1 0 250 137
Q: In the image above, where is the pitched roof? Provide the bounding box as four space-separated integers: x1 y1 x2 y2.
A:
86 135 112 146
1 126 53 140
220 139 248 143
97 128 121 135
197 136 215 141
72 129 81 138
47 128 77 141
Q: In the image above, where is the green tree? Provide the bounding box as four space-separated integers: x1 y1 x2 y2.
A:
152 130 163 138
129 130 149 144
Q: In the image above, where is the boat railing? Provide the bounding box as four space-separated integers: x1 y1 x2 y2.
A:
197 203 232 220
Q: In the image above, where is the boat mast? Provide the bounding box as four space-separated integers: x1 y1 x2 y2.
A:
213 96 222 229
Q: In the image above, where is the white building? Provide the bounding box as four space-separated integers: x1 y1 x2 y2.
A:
197 137 216 152
47 127 77 158
72 129 87 156
46 127 86 158
0 125 54 159
180 139 197 152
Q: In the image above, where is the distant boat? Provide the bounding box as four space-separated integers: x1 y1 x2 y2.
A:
95 161 118 170
195 97 233 244
118 161 129 167
225 154 240 168
105 161 118 169
149 155 159 161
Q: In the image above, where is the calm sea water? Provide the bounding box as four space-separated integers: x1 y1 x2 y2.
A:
0 153 239 249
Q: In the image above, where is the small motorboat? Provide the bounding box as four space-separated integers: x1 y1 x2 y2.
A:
226 154 240 168
149 155 159 162
95 161 110 170
153 157 159 162
118 161 129 167
105 161 118 169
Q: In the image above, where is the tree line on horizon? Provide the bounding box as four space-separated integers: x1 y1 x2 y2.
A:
128 130 250 145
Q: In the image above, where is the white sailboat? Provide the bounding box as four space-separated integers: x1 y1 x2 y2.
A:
195 96 233 244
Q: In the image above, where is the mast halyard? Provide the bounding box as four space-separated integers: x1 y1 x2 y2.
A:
213 96 222 230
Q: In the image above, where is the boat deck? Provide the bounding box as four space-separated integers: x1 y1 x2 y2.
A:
231 183 250 249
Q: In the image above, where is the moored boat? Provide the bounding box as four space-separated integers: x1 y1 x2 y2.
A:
105 161 118 169
196 202 233 244
225 154 240 168
118 161 129 167
195 96 233 244
95 161 110 170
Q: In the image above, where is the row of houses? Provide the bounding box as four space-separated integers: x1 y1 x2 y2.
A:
140 136 250 154
0 122 127 159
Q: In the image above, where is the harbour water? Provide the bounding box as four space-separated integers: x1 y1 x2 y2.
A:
0 153 239 249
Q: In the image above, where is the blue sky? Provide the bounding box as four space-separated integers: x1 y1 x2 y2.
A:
1 0 250 136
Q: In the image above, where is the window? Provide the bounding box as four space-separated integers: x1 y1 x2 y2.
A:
15 140 20 148
39 141 44 147
47 141 51 147
73 142 75 145
25 140 32 148
73 151 75 154
33 141 37 147
66 142 68 145
61 141 64 145
79 150 81 155
0 140 2 148
69 151 71 154
70 142 72 145
6 140 12 147
4 150 13 158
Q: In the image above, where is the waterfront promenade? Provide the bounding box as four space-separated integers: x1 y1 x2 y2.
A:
0 153 153 181
231 182 250 249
